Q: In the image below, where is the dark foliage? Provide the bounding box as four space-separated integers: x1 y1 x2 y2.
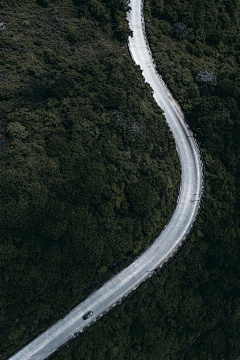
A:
53 0 240 359
0 0 179 358
2 0 240 359
173 22 188 40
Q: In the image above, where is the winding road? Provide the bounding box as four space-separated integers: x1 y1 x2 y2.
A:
7 1 204 359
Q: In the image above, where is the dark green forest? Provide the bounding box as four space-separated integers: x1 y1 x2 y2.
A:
51 0 240 359
1 0 240 359
0 0 180 358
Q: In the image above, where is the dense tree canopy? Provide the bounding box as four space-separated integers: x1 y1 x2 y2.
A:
53 0 240 359
0 0 180 358
1 0 240 359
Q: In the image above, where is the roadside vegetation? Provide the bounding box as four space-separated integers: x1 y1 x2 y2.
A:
51 0 240 359
0 0 180 358
2 0 240 359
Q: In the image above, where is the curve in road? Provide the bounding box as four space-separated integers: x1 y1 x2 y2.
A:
7 1 204 359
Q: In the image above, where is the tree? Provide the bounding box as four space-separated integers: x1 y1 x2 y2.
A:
7 122 29 140
195 71 217 86
173 22 188 40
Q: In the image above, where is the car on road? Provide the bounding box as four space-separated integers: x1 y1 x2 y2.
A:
83 311 93 320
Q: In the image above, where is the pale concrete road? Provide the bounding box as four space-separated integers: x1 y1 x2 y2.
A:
7 1 203 359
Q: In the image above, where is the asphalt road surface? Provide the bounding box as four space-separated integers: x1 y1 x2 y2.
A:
8 1 203 359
